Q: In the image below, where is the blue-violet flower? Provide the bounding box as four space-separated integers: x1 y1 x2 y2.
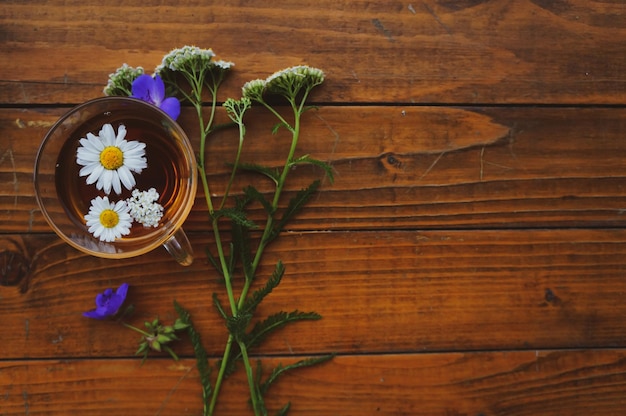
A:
83 283 129 320
131 74 181 120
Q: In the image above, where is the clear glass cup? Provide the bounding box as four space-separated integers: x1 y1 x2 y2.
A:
34 97 197 266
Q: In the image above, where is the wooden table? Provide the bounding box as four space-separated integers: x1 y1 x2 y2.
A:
1 1 625 415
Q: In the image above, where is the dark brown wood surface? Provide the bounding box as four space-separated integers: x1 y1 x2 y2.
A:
1 1 625 415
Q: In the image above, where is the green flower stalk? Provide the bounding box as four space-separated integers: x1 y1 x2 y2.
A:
102 46 333 416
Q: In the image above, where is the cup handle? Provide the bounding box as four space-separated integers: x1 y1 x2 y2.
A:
163 228 194 266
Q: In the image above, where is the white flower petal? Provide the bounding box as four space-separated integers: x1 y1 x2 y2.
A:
99 124 116 145
115 124 127 144
110 172 122 195
85 164 104 185
117 166 136 191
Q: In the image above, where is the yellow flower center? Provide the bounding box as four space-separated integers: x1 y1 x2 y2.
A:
99 146 124 170
99 209 120 228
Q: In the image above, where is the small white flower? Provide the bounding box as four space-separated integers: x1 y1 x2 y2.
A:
211 60 235 70
265 65 325 96
242 79 266 100
103 63 144 96
84 196 132 242
126 188 164 228
76 123 147 195
156 45 216 73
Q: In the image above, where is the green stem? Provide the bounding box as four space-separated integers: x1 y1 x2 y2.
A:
237 97 302 310
208 334 234 416
239 340 262 416
219 120 245 210
122 322 152 338
194 72 242 416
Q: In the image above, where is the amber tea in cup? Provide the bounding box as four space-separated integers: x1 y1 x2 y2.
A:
34 97 197 265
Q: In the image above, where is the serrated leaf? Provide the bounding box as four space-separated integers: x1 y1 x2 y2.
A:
247 310 322 350
205 246 223 277
212 207 258 229
212 293 228 320
268 180 321 242
174 301 212 409
244 186 275 216
230 202 254 280
237 162 280 184
261 354 334 396
226 312 253 343
290 155 335 184
240 261 285 316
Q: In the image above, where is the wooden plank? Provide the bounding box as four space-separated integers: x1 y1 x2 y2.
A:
3 350 626 415
3 106 625 233
1 0 624 104
2 229 626 359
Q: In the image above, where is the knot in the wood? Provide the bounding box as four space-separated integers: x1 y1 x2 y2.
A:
379 152 404 171
0 250 30 288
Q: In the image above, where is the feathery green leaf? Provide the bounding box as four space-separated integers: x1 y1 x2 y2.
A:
236 162 280 184
261 355 334 396
269 180 321 242
290 155 334 184
212 207 258 229
243 186 275 216
174 301 212 412
247 310 322 350
240 261 285 316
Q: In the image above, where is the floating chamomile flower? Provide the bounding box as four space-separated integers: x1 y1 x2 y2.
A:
84 196 132 242
127 188 164 228
76 123 147 195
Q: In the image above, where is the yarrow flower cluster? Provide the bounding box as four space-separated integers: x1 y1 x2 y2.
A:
156 45 216 73
127 188 164 228
242 65 325 101
76 123 165 242
103 64 144 96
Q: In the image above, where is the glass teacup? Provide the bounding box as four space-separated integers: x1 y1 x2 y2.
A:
34 97 197 266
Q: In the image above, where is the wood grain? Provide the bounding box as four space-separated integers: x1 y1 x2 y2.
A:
1 0 624 105
2 106 625 233
1 0 625 414
3 350 626 416
2 229 626 359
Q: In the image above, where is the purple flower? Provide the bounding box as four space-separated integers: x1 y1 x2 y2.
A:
131 74 181 120
83 283 129 320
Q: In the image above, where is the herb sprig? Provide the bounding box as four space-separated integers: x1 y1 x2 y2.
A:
101 46 333 416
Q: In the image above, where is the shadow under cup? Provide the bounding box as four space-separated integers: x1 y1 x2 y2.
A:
34 97 197 265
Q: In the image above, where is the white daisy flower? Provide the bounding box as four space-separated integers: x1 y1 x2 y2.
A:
126 188 164 228
84 196 133 242
76 123 147 195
